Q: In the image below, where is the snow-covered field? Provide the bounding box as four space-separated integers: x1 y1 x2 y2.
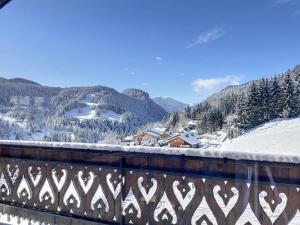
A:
66 106 97 120
65 94 122 122
220 117 300 155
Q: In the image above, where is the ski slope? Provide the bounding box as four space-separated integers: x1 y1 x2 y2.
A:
220 117 300 155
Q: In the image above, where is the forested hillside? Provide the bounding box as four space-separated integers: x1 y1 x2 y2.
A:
0 78 167 143
166 65 300 138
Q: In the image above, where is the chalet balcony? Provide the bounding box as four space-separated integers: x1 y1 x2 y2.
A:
0 141 299 225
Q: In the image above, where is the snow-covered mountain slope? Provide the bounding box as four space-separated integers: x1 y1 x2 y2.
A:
220 117 300 154
152 97 188 113
0 78 167 143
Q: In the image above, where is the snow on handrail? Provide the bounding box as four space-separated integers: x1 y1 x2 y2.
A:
0 140 298 164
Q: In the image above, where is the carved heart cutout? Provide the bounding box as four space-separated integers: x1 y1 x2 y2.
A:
106 173 121 200
154 192 177 225
173 180 195 211
213 185 239 217
122 188 141 218
52 168 67 192
91 184 109 214
0 173 10 196
6 164 19 183
17 176 32 200
259 191 287 224
235 203 261 225
28 166 42 187
39 178 55 204
78 171 94 194
63 180 81 209
138 177 157 204
191 197 218 225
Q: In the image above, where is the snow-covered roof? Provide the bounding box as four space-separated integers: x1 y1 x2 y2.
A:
188 120 197 126
145 127 167 138
146 130 160 138
124 136 133 141
168 132 200 146
177 127 189 133
149 127 167 135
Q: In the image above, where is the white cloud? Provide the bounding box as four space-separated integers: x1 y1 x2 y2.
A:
291 9 300 17
192 75 242 95
187 27 227 48
123 67 136 75
155 56 162 64
274 0 293 5
141 82 150 86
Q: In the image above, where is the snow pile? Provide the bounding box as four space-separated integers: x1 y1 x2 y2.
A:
199 131 227 145
220 117 300 156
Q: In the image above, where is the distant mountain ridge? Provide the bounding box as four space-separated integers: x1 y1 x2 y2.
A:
0 77 167 143
203 65 300 106
0 77 41 86
153 97 188 113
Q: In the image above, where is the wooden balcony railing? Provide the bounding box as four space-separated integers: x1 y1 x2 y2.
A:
0 142 300 225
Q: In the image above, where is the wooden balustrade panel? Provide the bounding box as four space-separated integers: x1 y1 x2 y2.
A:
0 156 300 224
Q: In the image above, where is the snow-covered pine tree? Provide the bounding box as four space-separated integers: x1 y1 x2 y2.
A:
295 74 300 116
257 78 270 123
185 105 192 118
197 113 208 133
170 111 179 127
244 82 260 129
270 76 283 119
235 94 246 129
282 73 297 118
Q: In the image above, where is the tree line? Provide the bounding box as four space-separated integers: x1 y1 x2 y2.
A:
235 73 300 131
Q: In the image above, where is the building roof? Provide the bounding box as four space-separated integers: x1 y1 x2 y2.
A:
145 127 167 138
188 120 197 126
168 132 200 146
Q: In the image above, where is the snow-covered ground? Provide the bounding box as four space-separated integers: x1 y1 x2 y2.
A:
65 94 122 122
66 106 97 120
0 113 27 129
199 131 227 146
220 117 300 155
101 110 122 121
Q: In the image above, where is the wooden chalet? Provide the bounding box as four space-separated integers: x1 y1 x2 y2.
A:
167 132 200 148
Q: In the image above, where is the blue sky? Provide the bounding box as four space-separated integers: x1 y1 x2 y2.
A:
0 0 300 104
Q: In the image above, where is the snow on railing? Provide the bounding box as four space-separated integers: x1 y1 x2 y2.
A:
0 140 299 164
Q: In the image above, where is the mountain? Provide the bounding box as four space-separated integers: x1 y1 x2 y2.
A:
0 78 167 143
152 97 188 113
203 65 300 107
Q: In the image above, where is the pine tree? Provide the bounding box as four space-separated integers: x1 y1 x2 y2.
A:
170 112 179 127
244 83 260 129
270 76 283 119
295 74 300 116
185 106 192 118
258 79 266 123
235 94 246 129
282 73 297 118
197 113 208 134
